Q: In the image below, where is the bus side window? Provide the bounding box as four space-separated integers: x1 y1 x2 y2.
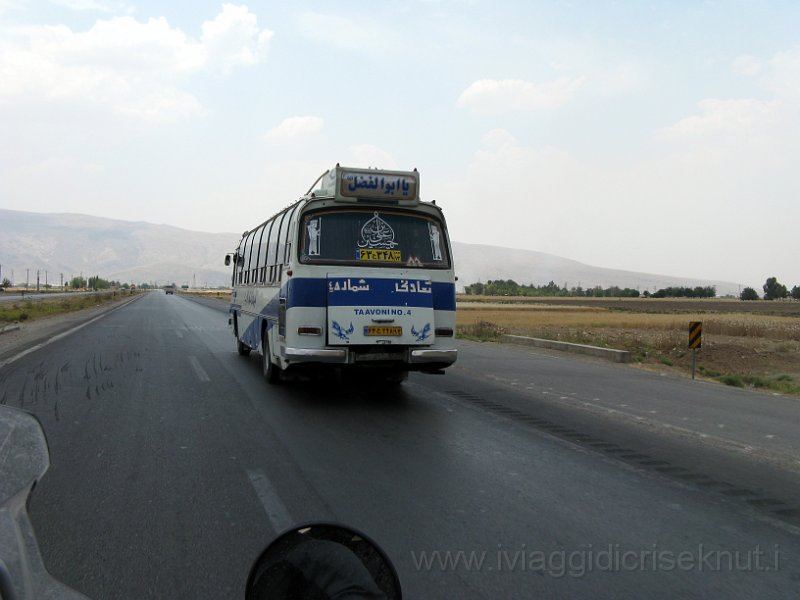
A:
276 206 294 280
272 209 289 283
252 223 267 285
236 235 249 285
283 205 300 265
244 230 257 286
232 242 243 286
247 226 262 286
261 218 275 284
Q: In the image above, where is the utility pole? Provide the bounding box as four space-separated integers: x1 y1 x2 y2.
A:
26 268 29 289
61 273 64 289
45 271 48 288
36 270 40 291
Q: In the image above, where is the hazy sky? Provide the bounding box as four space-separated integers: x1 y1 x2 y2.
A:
1 1 799 287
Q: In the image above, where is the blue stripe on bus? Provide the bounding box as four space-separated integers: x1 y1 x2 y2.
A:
284 277 456 310
232 278 455 317
328 277 433 308
287 277 326 308
431 281 456 311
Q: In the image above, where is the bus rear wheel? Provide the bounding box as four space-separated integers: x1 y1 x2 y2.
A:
234 315 250 356
262 335 281 384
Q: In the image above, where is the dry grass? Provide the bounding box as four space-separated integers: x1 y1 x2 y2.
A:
457 305 800 340
0 291 132 324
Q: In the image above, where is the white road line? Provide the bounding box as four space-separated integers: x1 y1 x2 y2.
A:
188 356 210 382
246 469 293 532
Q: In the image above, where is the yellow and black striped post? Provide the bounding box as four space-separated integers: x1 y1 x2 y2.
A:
689 321 702 379
689 321 702 349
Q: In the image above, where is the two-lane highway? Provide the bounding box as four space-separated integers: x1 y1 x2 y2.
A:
1 291 799 599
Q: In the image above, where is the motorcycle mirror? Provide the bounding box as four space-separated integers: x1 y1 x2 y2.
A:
246 523 402 600
0 406 91 600
0 405 50 506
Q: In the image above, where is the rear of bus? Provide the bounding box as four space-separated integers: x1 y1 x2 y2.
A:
281 167 457 378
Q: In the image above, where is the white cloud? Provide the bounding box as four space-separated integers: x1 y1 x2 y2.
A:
263 116 324 141
761 47 800 98
114 88 204 121
656 47 800 167
456 77 585 113
480 128 517 151
201 3 273 73
733 54 761 77
296 12 399 54
656 98 774 140
0 4 272 121
662 47 800 142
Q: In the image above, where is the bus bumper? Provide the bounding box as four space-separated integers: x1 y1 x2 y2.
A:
281 347 457 366
283 347 347 363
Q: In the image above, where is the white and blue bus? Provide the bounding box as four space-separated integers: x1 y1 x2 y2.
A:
226 165 457 383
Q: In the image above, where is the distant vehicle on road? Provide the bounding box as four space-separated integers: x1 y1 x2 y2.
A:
226 164 457 384
165 285 176 295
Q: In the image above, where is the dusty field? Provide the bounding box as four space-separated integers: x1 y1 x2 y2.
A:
459 295 800 316
456 298 800 395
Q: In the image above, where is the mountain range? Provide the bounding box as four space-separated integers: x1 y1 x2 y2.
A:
0 209 742 296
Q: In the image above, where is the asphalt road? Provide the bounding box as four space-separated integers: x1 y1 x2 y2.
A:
1 292 798 599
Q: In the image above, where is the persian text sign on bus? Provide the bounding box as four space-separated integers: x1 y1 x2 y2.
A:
340 172 417 201
318 166 420 204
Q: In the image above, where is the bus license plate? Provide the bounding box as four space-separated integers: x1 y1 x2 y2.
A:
364 326 402 336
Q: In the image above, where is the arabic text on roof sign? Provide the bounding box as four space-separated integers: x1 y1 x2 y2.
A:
341 173 417 199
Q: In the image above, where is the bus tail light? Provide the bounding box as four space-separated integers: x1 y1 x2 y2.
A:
435 327 454 337
298 326 322 336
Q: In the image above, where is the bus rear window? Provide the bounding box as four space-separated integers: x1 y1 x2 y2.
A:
299 209 450 269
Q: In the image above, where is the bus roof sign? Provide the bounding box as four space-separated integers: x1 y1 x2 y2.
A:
315 165 420 204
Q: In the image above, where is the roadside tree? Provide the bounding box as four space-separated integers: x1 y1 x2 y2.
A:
763 277 788 300
740 287 759 301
